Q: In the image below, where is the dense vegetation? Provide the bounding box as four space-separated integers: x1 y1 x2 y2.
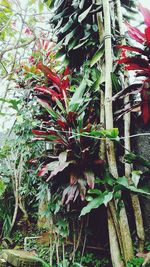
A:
0 0 150 266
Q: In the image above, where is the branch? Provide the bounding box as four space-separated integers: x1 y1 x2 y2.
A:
0 37 36 60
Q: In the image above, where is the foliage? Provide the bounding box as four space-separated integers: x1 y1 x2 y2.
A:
80 172 150 216
127 257 144 267
1 1 150 267
116 4 150 124
44 0 101 69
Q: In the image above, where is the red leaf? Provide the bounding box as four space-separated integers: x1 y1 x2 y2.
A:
61 79 69 91
48 89 62 100
34 85 51 95
47 72 62 87
136 70 150 78
117 56 150 72
38 165 48 177
139 4 150 27
28 159 37 164
125 22 145 44
125 65 149 71
37 62 62 87
46 161 72 181
63 66 70 76
116 45 145 54
141 88 150 124
117 57 149 68
67 112 77 123
93 159 105 165
57 119 67 129
32 129 49 135
145 27 150 46
37 62 52 76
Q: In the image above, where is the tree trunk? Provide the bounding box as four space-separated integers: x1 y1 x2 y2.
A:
108 208 124 267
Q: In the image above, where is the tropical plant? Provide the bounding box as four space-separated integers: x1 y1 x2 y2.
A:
116 4 150 124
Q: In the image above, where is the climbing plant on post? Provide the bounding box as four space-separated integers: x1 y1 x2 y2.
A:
102 0 134 264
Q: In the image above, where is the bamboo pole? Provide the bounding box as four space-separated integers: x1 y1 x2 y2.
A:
102 0 134 263
96 2 125 265
116 0 145 252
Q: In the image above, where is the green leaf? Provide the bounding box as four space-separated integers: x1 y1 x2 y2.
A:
64 28 77 46
88 188 102 195
117 176 129 187
60 17 74 33
73 263 84 267
0 98 21 111
73 39 89 50
37 99 58 119
56 99 66 113
80 194 104 216
46 135 59 141
68 39 78 51
117 176 150 195
131 170 142 188
125 153 150 169
90 44 104 67
111 73 121 93
78 5 92 23
128 186 150 195
86 196 94 201
0 180 6 197
104 172 115 186
103 192 113 206
69 79 87 110
38 0 44 12
100 128 119 139
1 0 11 8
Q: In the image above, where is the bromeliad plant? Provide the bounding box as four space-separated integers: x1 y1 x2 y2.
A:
115 4 150 124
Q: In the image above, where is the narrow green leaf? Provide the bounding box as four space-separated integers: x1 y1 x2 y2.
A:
78 5 92 23
64 28 77 46
73 39 88 50
60 17 74 33
69 79 87 109
88 189 102 195
56 99 66 113
90 45 104 67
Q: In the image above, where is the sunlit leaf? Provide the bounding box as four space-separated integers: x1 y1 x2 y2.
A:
78 5 92 23
131 170 142 188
